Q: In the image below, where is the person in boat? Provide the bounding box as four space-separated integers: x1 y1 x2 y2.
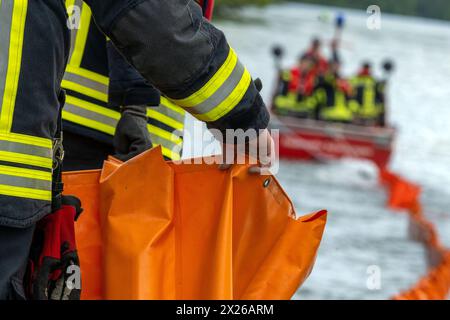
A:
304 37 329 77
0 0 273 300
315 58 355 123
273 54 319 118
349 62 386 126
288 54 317 96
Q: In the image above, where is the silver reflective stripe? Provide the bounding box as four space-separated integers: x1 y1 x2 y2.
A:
0 174 51 191
0 140 52 158
189 60 246 116
149 132 182 151
0 1 14 116
155 104 185 124
64 103 118 127
64 71 108 94
65 102 182 152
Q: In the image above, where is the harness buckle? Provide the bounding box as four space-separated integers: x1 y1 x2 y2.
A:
53 132 65 170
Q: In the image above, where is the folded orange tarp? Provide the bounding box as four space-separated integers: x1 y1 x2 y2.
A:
63 147 327 300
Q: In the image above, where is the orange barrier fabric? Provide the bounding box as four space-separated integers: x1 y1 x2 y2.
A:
380 169 450 300
63 147 327 300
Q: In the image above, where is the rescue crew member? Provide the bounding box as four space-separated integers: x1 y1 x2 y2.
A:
304 37 329 77
288 54 316 96
349 62 385 126
315 59 354 123
273 54 318 118
0 0 271 300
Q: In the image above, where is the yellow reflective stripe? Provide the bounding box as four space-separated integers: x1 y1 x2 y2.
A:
174 47 237 108
0 0 27 133
170 47 252 122
62 110 115 136
62 110 115 135
65 95 119 119
64 71 108 94
65 0 76 8
69 2 91 67
65 65 109 86
64 103 118 127
0 150 52 169
160 97 186 116
147 109 184 131
0 165 51 181
63 95 186 146
62 65 109 102
0 184 51 201
0 137 52 160
0 133 52 149
63 109 183 160
62 79 108 103
150 144 181 161
147 124 183 145
196 68 251 122
63 95 120 135
160 145 181 161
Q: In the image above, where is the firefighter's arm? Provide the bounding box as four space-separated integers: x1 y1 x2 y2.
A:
84 0 270 133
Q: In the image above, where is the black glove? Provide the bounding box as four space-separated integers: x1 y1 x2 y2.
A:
113 105 153 161
254 78 263 92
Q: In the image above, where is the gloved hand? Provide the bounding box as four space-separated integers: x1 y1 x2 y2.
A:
219 78 274 175
27 196 83 300
113 105 153 161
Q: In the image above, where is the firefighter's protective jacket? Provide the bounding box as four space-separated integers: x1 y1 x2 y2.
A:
0 0 269 227
62 2 185 161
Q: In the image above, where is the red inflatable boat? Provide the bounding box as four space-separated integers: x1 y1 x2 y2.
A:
271 115 396 168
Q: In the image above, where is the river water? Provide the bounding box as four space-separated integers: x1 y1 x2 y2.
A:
185 3 450 299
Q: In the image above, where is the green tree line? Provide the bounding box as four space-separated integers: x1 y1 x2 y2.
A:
215 0 450 21
215 0 273 6
214 0 275 16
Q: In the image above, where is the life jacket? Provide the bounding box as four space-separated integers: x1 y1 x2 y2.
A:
273 70 318 118
63 2 185 161
288 68 315 96
305 49 329 76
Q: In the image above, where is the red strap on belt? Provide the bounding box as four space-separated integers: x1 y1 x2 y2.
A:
197 0 215 21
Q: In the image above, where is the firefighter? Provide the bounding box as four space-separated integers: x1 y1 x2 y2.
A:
62 3 186 170
273 54 318 118
0 0 271 300
304 37 328 77
315 59 354 123
349 62 385 126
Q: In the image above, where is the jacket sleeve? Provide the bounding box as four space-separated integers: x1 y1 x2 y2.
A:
106 41 160 108
84 0 270 133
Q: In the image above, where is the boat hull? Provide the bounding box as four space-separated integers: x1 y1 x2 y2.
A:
271 116 396 168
